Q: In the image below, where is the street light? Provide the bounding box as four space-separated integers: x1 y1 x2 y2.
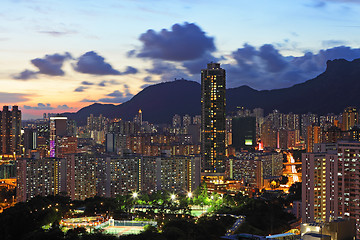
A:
187 192 193 198
132 192 138 199
171 194 176 201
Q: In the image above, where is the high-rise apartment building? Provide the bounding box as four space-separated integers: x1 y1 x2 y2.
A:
337 141 360 237
302 151 338 223
0 106 21 155
302 141 360 238
306 125 322 152
66 153 97 200
172 114 181 128
16 157 67 202
201 63 226 175
183 114 191 128
342 107 358 131
50 116 67 157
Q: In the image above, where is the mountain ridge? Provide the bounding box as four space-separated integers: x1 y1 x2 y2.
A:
65 58 360 124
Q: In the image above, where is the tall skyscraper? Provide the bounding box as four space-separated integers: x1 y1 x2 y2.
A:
1 106 21 156
201 63 226 175
50 116 67 157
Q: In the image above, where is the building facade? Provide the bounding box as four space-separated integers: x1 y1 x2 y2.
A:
201 63 226 175
1 106 21 155
302 141 360 238
16 157 67 202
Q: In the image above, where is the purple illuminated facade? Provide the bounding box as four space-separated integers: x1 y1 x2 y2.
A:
50 140 55 158
50 116 67 158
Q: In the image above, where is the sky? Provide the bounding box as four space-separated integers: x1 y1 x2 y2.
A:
1 0 360 119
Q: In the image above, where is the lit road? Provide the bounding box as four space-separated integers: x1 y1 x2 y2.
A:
214 214 245 236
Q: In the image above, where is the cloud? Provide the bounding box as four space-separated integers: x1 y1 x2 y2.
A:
31 52 72 76
23 103 73 110
106 90 123 97
74 51 138 75
183 52 222 74
309 1 327 7
38 30 77 36
13 52 72 79
13 70 38 80
146 60 178 75
145 60 192 83
123 66 138 74
309 0 360 8
322 40 347 47
81 99 97 103
143 76 155 83
74 86 88 92
57 104 73 110
133 22 216 61
323 0 360 3
98 86 134 103
23 103 54 110
225 44 360 89
98 80 120 87
81 81 94 85
140 84 152 89
0 92 29 103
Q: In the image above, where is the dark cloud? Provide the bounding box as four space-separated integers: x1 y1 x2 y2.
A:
258 44 288 72
38 30 77 36
309 0 360 8
74 51 138 75
324 0 360 3
81 81 94 85
123 66 138 74
310 1 327 7
31 52 72 76
23 103 54 110
74 86 88 92
98 86 134 103
0 92 29 102
81 99 97 103
145 60 192 83
127 49 136 57
107 90 123 97
98 81 106 87
74 51 120 75
140 84 152 89
225 44 360 89
13 52 72 80
23 103 73 110
146 60 177 75
322 40 347 47
13 70 38 80
98 80 120 87
57 104 73 110
182 52 222 74
133 22 215 61
98 96 131 103
143 76 155 83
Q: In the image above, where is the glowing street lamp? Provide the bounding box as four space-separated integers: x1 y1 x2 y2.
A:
171 194 176 201
187 192 193 198
132 192 138 199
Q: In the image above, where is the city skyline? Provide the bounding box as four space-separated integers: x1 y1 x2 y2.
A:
1 0 360 119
